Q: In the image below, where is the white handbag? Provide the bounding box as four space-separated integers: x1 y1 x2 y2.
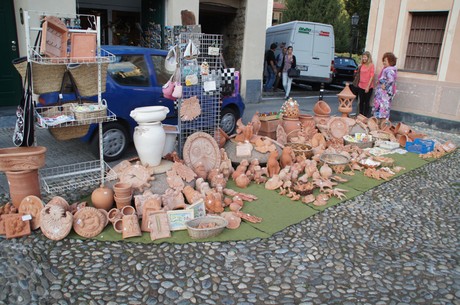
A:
165 46 177 74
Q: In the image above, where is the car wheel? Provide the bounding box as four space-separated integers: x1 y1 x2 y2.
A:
90 122 129 162
220 107 238 135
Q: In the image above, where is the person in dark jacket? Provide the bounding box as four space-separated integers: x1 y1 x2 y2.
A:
264 43 277 92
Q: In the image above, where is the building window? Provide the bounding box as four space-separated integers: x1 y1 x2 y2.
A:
404 12 448 73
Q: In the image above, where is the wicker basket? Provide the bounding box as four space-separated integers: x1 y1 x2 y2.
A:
69 63 108 97
13 59 66 94
71 100 108 123
320 153 350 165
185 216 228 239
285 142 313 159
49 124 90 141
343 133 374 149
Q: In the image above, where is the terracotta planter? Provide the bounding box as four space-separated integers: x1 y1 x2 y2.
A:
313 100 331 115
5 169 41 208
114 194 132 209
313 114 331 126
394 122 411 135
0 146 47 172
113 182 132 198
282 117 302 141
299 114 314 128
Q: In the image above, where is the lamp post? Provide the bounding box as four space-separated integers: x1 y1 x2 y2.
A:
349 13 359 57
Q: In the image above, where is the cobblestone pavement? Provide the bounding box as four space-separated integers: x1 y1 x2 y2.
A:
0 104 459 304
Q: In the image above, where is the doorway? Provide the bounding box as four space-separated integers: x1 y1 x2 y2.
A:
0 0 21 107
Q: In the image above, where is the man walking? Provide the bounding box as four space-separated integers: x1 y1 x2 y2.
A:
264 43 277 92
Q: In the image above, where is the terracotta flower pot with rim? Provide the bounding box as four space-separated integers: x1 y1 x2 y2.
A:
313 100 331 115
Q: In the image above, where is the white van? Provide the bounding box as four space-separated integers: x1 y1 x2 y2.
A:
266 21 335 90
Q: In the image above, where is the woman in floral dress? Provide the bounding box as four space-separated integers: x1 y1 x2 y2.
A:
373 52 398 119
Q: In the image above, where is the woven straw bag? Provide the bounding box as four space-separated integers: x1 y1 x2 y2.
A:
13 58 66 94
69 63 108 97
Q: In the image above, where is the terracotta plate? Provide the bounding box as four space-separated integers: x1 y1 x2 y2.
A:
328 117 349 139
183 132 221 172
40 205 73 241
73 207 106 238
19 195 44 230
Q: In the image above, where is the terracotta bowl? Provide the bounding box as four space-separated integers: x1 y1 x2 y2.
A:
313 100 331 115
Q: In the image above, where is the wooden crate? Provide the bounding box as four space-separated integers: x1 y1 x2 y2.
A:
259 119 280 133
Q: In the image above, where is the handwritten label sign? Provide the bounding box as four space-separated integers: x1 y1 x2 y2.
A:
167 210 194 231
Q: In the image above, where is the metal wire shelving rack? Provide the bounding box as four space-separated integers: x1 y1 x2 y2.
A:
23 10 117 193
177 33 223 157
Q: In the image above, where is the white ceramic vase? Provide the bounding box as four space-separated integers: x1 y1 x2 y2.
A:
133 122 166 167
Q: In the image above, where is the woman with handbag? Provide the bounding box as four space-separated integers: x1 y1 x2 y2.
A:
354 51 375 117
281 46 297 100
373 52 398 120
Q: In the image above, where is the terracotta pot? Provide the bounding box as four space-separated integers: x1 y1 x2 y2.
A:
91 184 114 211
282 117 302 141
114 194 133 209
113 182 132 198
396 134 409 147
356 114 368 124
5 169 41 208
299 114 314 128
407 131 426 141
108 208 123 223
313 100 331 115
0 146 47 172
394 122 411 135
121 205 136 216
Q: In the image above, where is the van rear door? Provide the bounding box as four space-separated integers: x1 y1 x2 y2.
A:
293 23 314 74
311 24 334 82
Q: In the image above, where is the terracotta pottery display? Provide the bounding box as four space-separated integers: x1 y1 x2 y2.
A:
47 196 70 211
214 128 230 148
319 163 333 179
299 114 314 128
282 117 302 141
313 100 331 115
328 117 349 139
0 146 47 172
337 83 356 117
121 205 136 216
5 169 41 208
18 195 44 230
91 184 114 211
108 208 123 224
40 205 73 241
356 114 368 124
396 134 409 148
73 207 106 238
221 212 241 229
114 194 133 209
367 117 379 131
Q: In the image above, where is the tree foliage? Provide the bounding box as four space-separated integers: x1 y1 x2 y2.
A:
283 0 370 54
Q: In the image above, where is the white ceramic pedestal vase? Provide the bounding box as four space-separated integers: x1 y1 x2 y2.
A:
133 122 166 167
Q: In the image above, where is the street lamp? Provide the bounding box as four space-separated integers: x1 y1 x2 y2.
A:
349 13 359 57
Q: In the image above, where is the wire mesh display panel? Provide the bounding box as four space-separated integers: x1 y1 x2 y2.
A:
177 33 223 157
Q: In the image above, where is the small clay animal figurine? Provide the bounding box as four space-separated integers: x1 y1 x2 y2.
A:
280 146 294 169
267 150 281 178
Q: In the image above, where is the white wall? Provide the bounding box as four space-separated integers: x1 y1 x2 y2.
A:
14 0 76 56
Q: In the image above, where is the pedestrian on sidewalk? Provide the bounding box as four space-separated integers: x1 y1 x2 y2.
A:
264 43 277 92
355 51 375 117
281 46 297 99
274 44 286 92
373 52 398 119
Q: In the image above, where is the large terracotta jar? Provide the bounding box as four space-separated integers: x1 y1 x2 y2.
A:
299 114 314 128
282 116 302 141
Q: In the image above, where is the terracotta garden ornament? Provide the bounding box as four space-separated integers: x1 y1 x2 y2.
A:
3 214 31 239
180 96 201 121
166 169 185 191
120 214 142 239
229 202 242 212
162 189 187 211
172 161 196 183
118 161 155 192
302 194 315 204
47 196 70 212
195 178 211 196
267 150 281 178
210 173 228 190
221 212 242 229
68 201 87 215
313 178 337 192
142 195 163 213
280 146 294 169
40 205 73 241
253 165 267 184
265 175 283 190
311 133 327 148
91 184 114 211
232 210 262 223
182 185 203 205
19 195 44 230
0 202 17 215
337 83 356 117
108 208 123 224
222 188 258 202
251 111 262 136
193 161 208 180
325 188 349 200
73 207 107 238
276 124 287 146
232 159 249 180
330 175 348 183
319 163 333 179
205 191 224 213
313 193 330 206
235 174 251 188
148 211 171 240
234 119 254 143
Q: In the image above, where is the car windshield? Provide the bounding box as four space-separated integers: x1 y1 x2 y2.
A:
108 55 150 86
336 58 356 66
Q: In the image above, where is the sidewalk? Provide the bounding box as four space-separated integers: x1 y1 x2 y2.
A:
0 90 459 304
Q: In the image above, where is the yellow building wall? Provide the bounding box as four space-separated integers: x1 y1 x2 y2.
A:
367 0 460 122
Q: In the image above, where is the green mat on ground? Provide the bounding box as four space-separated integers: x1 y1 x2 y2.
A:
73 151 437 244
